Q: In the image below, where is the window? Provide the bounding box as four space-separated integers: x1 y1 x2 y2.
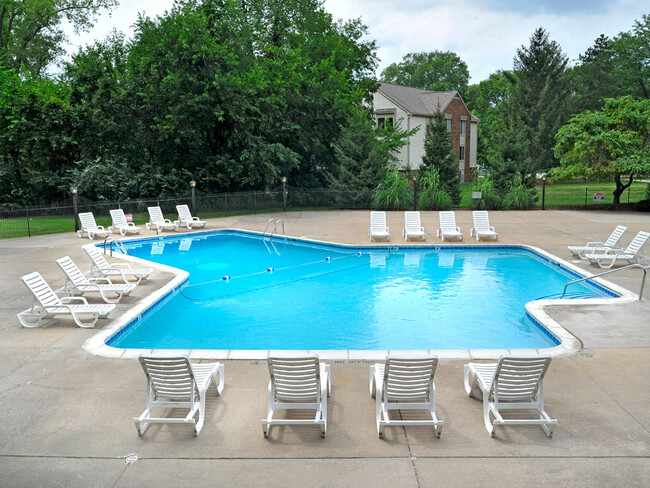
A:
459 145 465 161
377 117 394 128
460 120 466 135
445 118 451 131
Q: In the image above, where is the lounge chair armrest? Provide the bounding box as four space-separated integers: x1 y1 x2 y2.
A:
106 262 134 270
60 296 89 305
164 219 173 224
584 241 606 247
490 226 496 232
455 226 461 233
87 276 112 285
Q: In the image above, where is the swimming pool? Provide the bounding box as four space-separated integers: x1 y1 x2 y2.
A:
105 232 615 351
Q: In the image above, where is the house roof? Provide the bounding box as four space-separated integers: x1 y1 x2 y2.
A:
377 82 480 122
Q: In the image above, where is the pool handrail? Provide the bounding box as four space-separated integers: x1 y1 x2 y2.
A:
562 263 647 301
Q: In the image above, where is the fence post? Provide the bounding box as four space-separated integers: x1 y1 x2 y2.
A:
71 186 79 232
225 193 228 217
412 176 417 211
584 187 588 209
25 208 31 237
254 191 257 213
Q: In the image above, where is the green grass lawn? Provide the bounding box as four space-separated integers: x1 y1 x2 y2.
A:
460 181 648 208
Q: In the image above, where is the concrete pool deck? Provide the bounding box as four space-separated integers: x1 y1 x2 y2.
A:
1 210 649 487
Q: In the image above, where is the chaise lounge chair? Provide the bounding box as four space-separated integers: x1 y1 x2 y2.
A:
470 210 498 241
369 211 390 242
262 355 331 438
437 211 463 241
84 246 152 285
403 211 426 241
55 256 136 304
369 355 444 439
146 206 178 234
17 271 115 328
583 231 650 269
464 354 557 438
110 209 142 236
567 225 627 258
133 354 224 436
77 212 112 240
176 204 206 229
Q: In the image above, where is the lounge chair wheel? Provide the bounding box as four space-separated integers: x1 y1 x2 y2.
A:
263 431 268 439
321 432 326 439
378 433 383 439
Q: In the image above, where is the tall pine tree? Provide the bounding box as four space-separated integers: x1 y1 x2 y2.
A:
509 28 570 172
420 111 460 205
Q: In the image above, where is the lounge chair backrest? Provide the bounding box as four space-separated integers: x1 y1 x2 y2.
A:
604 225 627 248
383 356 437 402
490 355 551 403
21 271 62 307
110 209 127 227
139 355 198 401
624 231 650 254
148 206 165 224
439 211 457 231
86 246 110 270
79 212 99 230
472 211 491 231
268 356 320 403
404 211 421 230
370 211 387 230
177 204 192 221
56 256 88 286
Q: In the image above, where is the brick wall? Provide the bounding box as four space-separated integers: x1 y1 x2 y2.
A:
443 97 473 182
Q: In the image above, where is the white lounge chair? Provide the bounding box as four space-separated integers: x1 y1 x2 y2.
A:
110 209 142 236
470 210 498 241
77 212 112 240
403 211 426 241
584 231 650 269
437 211 463 241
464 355 557 438
568 225 627 258
146 206 178 234
369 355 443 439
85 246 152 285
133 355 224 436
369 211 390 242
176 204 206 229
17 271 115 328
262 355 331 438
55 256 136 304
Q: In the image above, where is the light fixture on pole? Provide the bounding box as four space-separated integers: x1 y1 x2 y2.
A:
412 175 417 211
71 186 79 232
281 176 287 212
541 174 547 211
190 180 197 215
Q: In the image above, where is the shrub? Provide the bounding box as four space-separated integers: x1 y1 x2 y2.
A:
635 199 650 212
471 173 502 209
372 168 412 210
503 173 536 210
417 166 452 210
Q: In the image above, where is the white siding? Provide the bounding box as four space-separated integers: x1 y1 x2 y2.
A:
469 121 478 168
408 115 428 170
372 92 410 169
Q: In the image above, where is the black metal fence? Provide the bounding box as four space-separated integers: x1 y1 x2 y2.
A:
0 189 373 239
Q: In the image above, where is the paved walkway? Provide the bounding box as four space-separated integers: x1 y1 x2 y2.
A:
1 210 649 487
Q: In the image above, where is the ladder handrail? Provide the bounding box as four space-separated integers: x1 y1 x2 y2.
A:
270 220 284 238
262 218 275 238
562 263 647 301
102 237 128 257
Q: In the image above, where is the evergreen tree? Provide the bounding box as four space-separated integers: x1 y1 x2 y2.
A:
509 28 571 172
420 111 460 205
571 35 620 113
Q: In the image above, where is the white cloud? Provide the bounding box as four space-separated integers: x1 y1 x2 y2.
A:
63 0 647 83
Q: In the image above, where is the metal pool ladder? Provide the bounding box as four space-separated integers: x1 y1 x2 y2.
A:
562 263 648 301
103 237 129 257
263 218 285 239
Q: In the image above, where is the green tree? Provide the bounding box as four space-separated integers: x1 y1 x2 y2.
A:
420 111 460 205
381 50 469 94
571 34 620 112
327 109 413 206
509 28 571 172
416 166 452 210
612 14 650 99
0 0 118 76
372 167 411 210
552 96 650 204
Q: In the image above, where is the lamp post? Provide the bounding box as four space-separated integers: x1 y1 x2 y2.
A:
190 180 197 216
281 176 287 212
541 174 547 211
412 175 417 211
71 186 79 232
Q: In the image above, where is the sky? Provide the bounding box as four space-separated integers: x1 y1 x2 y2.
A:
63 0 648 83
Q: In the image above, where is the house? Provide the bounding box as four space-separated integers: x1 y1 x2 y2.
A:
373 82 479 182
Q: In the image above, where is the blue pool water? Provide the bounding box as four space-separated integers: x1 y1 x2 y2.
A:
107 232 613 350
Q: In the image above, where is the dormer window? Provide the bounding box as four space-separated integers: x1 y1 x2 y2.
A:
377 116 394 128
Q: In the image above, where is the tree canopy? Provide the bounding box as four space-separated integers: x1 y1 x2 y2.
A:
552 96 650 204
381 51 469 94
